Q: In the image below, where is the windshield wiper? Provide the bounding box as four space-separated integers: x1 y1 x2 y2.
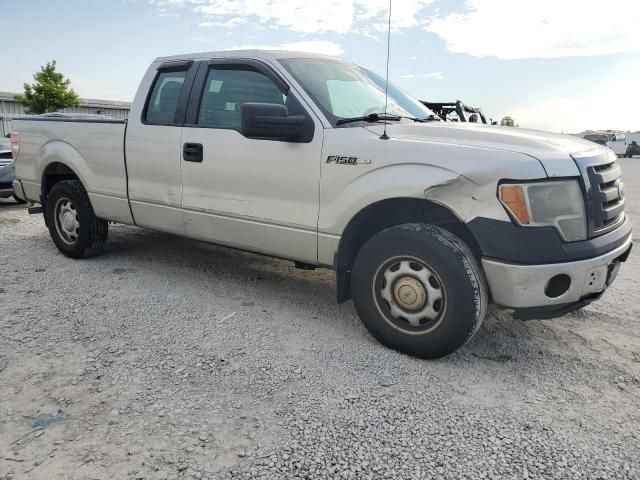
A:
336 113 403 125
405 114 441 123
336 113 440 126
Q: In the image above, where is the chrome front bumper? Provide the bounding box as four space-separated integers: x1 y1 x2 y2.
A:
482 235 632 309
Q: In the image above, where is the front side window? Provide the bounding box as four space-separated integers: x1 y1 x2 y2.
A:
197 66 287 129
280 58 433 126
145 70 187 125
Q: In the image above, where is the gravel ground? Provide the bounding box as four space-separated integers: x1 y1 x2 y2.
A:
1 159 639 480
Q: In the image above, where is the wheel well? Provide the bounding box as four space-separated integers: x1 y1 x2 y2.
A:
41 163 80 204
335 198 482 303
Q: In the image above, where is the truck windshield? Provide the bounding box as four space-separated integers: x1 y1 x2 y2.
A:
280 58 434 127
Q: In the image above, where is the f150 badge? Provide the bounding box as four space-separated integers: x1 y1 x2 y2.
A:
326 155 371 165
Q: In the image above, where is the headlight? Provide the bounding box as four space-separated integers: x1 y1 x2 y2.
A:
499 180 587 241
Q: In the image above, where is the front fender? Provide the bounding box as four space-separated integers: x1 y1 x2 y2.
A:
319 163 466 235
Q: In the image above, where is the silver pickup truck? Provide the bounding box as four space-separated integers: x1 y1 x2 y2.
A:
12 50 632 358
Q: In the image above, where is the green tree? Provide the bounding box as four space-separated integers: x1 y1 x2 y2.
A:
15 61 80 114
500 116 518 127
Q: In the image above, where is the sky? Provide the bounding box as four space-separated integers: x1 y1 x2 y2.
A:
1 0 639 133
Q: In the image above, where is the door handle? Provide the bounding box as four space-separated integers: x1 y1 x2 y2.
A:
183 143 203 162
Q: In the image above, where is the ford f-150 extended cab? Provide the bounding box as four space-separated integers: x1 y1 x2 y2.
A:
11 50 633 358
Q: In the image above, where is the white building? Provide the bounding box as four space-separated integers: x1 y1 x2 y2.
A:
0 92 131 136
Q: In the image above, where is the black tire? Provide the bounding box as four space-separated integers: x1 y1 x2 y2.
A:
45 180 108 258
351 223 487 359
13 195 26 204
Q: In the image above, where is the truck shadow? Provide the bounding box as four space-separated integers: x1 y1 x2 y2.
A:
100 223 343 313
103 224 336 287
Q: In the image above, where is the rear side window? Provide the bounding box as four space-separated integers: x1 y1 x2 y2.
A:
197 66 287 130
145 71 187 125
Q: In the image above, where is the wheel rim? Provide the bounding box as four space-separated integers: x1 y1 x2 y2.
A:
372 256 447 335
54 197 80 245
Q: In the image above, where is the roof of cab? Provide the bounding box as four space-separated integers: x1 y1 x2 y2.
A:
153 49 338 63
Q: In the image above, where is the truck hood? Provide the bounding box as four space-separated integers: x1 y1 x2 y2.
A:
364 122 606 177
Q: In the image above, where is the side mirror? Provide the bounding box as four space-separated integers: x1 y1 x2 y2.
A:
241 103 307 142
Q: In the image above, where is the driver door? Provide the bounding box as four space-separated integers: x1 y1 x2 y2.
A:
179 59 324 263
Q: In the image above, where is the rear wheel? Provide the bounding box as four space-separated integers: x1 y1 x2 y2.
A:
45 180 108 258
351 223 487 359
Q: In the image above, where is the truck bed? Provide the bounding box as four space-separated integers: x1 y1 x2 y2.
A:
13 114 133 223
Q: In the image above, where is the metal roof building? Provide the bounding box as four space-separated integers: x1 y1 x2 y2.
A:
0 92 131 136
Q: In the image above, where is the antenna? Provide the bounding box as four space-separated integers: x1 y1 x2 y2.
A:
380 0 392 140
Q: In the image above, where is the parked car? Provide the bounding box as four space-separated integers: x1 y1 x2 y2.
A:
0 149 25 203
11 50 632 358
0 134 11 151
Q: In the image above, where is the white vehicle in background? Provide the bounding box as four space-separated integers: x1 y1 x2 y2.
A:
607 132 640 158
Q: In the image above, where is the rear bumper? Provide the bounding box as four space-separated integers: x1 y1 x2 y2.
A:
12 179 26 201
482 235 632 314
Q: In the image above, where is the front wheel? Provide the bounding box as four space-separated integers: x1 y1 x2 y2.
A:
45 180 108 258
351 223 488 359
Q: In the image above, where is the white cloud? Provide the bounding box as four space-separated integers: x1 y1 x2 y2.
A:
396 72 443 80
199 17 247 28
427 0 640 59
229 40 344 56
356 0 433 31
156 7 179 17
151 0 433 35
198 0 353 34
151 0 640 60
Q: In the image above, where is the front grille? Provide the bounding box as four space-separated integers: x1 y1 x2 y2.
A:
588 162 624 233
574 152 625 238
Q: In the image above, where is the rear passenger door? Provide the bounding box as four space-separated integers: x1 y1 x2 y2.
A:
179 59 323 263
125 60 197 233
